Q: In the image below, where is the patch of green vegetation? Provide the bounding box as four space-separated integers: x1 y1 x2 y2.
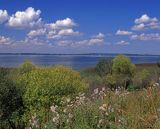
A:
1 55 160 129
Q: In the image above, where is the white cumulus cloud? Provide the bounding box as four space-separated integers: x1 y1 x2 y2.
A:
132 14 160 31
58 29 80 36
93 33 105 38
116 40 129 46
55 32 105 47
130 33 160 41
0 36 12 45
46 18 79 39
27 28 46 38
46 18 76 30
0 10 9 24
132 23 145 31
135 14 158 24
8 7 42 28
116 30 133 35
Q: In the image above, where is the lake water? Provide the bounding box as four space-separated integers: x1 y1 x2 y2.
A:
0 54 160 70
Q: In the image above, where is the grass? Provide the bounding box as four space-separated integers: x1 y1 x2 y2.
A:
41 86 160 129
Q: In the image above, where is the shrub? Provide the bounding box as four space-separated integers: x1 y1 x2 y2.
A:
105 73 130 90
0 68 10 79
133 69 151 88
110 55 135 89
0 76 24 129
112 55 135 76
17 65 88 125
95 58 112 77
105 74 117 90
18 60 36 74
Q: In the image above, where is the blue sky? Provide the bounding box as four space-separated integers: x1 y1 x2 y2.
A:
0 0 160 54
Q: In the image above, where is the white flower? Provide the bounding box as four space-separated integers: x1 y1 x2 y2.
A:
68 113 73 118
102 87 106 92
63 108 67 113
94 88 99 94
66 98 71 103
99 104 107 112
99 119 103 124
50 105 57 113
52 117 58 123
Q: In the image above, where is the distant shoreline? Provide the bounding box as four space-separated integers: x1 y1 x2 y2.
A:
0 63 158 69
0 53 160 56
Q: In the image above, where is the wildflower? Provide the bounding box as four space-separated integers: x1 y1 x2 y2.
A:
63 108 67 113
75 93 86 105
79 93 85 97
102 87 106 92
30 113 39 128
97 119 103 128
94 88 99 94
105 112 109 116
52 117 59 124
98 119 103 124
50 105 57 113
153 83 159 87
115 89 119 95
66 98 71 103
99 104 107 112
66 119 70 123
52 112 60 125
99 90 106 100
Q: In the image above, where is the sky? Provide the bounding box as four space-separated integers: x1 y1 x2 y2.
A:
0 0 160 54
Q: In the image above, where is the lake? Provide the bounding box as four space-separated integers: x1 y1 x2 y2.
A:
0 54 160 70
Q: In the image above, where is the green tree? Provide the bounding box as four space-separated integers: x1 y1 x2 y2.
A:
112 55 135 76
105 55 135 89
95 58 112 77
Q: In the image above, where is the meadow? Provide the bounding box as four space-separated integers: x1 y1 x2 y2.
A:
1 55 160 129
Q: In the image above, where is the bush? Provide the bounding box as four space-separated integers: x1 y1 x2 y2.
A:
104 74 117 90
112 55 135 76
18 60 36 74
133 69 151 88
109 55 135 89
105 73 130 90
0 76 24 129
17 65 88 125
0 68 10 79
95 58 112 77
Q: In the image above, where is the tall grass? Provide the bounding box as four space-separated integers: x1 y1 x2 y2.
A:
34 86 160 129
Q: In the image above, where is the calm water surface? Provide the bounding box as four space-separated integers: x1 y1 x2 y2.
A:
0 54 160 70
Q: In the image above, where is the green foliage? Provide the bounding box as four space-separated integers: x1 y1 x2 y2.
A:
0 68 10 79
105 55 136 89
95 58 112 77
17 65 88 124
112 55 135 76
133 69 151 88
18 60 36 74
105 74 117 89
105 73 130 90
0 75 24 129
